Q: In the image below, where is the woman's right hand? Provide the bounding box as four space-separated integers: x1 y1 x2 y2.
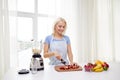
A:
53 52 61 60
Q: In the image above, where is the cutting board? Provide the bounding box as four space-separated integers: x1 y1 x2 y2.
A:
54 65 82 72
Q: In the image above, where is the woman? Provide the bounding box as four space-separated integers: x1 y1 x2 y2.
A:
43 17 76 65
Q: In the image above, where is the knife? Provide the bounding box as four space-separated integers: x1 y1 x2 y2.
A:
60 59 66 65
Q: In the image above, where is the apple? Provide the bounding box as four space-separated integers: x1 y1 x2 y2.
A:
103 67 108 71
102 62 109 71
104 62 109 68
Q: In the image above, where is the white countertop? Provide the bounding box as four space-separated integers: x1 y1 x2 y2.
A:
3 62 120 80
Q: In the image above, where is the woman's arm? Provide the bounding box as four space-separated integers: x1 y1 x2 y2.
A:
43 43 61 59
43 43 54 58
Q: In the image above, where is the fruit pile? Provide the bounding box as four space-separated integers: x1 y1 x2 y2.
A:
84 60 109 72
59 64 80 70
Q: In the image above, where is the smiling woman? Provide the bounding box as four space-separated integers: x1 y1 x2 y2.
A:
43 17 77 65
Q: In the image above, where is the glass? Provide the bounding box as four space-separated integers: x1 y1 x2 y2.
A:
31 58 37 74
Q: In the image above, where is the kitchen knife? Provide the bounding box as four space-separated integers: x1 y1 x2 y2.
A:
60 59 66 65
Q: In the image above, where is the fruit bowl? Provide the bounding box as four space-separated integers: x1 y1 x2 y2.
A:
84 60 109 72
84 63 96 72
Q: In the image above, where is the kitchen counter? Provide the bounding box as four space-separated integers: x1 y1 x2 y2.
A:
2 62 120 80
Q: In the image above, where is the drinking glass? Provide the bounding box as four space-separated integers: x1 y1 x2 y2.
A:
31 58 37 74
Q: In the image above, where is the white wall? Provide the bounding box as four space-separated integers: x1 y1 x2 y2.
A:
113 0 120 62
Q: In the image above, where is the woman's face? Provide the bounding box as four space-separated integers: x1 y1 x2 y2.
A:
55 21 66 35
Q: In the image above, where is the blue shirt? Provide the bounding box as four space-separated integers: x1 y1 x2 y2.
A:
44 35 71 45
44 34 70 65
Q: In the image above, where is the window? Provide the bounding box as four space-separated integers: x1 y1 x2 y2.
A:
17 17 33 41
18 0 34 13
17 0 56 68
38 0 56 15
38 17 54 41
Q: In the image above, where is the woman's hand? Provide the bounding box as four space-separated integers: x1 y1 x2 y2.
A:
53 52 62 60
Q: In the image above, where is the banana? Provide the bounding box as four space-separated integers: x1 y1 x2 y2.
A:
94 67 104 72
95 60 104 65
93 64 102 70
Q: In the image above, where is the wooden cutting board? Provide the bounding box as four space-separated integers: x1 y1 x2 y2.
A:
54 65 82 72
